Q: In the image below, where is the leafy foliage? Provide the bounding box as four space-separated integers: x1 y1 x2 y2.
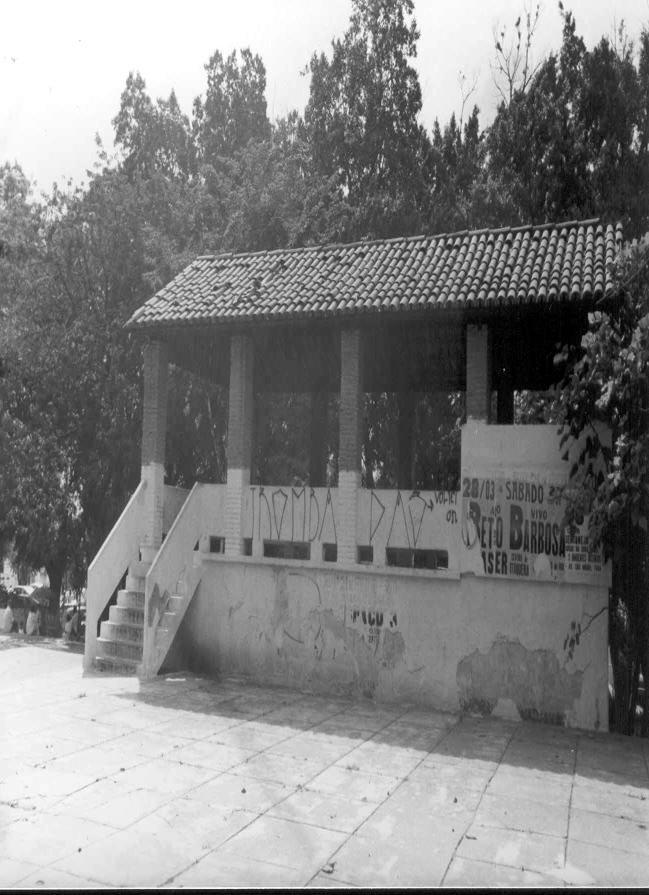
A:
556 242 649 733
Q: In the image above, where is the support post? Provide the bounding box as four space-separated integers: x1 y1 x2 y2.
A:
225 333 254 556
466 324 492 422
338 329 363 565
141 340 168 563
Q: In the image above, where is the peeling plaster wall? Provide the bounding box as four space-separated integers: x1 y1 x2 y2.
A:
176 557 608 730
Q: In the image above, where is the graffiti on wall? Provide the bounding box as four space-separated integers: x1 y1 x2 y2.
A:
350 608 398 646
359 489 459 554
460 475 604 581
245 486 337 543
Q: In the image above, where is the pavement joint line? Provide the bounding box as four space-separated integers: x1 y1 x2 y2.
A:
568 829 649 859
438 717 518 886
163 704 413 888
303 711 466 888
441 851 558 883
146 697 377 885
564 728 581 868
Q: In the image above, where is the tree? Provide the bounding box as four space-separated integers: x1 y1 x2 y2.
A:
556 241 649 734
113 73 196 179
305 0 432 238
486 8 649 236
215 115 352 252
193 48 271 168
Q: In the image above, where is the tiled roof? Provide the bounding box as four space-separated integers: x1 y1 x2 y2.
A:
127 219 622 329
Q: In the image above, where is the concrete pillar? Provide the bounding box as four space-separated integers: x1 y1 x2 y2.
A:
225 333 254 556
466 324 492 422
338 328 363 565
141 340 168 562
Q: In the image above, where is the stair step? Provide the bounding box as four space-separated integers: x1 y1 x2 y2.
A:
97 637 143 662
125 575 145 592
129 559 151 579
117 590 145 611
109 605 144 626
100 621 144 644
94 655 140 675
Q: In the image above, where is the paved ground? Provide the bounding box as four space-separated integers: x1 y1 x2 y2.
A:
0 636 648 888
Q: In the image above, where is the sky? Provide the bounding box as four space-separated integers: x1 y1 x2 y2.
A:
1 0 647 194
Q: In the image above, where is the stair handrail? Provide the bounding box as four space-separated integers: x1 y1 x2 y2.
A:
84 481 146 671
140 482 206 678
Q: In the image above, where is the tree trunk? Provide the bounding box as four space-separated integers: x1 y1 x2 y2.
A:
45 563 64 604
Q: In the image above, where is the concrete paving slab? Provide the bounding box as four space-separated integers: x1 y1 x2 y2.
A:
0 766 97 803
42 744 146 778
209 721 294 751
51 824 206 888
170 851 307 888
569 806 649 855
75 785 174 828
11 866 104 889
186 770 293 812
152 714 243 739
267 786 377 832
232 751 328 785
442 856 566 887
486 765 573 804
128 799 256 852
308 763 401 803
390 770 483 816
571 775 649 822
473 791 570 837
105 727 195 759
457 824 566 875
266 731 358 763
1 813 116 866
0 859 42 888
566 838 649 887
307 870 359 887
420 754 498 789
378 723 450 751
336 740 427 777
171 739 255 771
210 814 348 875
329 828 460 887
45 777 138 817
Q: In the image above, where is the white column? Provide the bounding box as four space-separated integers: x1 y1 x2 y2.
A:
337 328 363 565
140 340 168 563
225 333 254 556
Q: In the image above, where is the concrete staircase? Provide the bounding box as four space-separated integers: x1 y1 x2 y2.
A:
95 560 149 674
94 558 191 676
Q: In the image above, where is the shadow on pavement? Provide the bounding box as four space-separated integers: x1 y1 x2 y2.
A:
108 669 649 793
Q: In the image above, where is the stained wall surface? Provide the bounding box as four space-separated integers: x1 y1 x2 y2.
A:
164 423 610 731
176 559 608 730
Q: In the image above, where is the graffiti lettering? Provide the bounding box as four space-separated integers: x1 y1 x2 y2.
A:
351 609 397 629
246 486 337 544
